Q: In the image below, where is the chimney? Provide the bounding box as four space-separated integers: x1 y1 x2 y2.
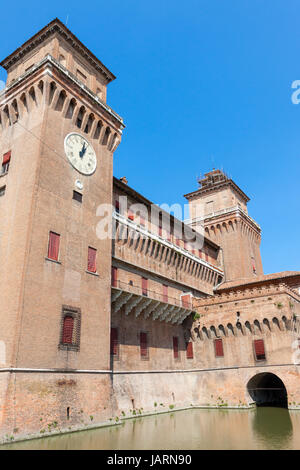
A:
120 176 128 185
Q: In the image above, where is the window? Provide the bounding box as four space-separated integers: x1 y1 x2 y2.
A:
140 332 148 358
112 267 118 287
59 306 81 351
181 294 191 309
73 190 82 203
76 69 87 84
128 209 134 221
0 186 6 197
251 256 256 274
2 151 11 174
62 316 74 344
140 215 145 227
159 223 162 237
87 247 97 273
254 339 266 361
47 231 60 261
163 285 168 303
186 341 193 359
115 200 120 213
142 277 148 296
173 336 179 359
111 327 119 357
214 338 224 357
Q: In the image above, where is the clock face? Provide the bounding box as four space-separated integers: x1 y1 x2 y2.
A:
64 133 97 175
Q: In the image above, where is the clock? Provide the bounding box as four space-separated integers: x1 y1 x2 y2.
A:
64 133 97 175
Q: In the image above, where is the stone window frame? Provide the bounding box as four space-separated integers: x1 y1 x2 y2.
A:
58 305 81 352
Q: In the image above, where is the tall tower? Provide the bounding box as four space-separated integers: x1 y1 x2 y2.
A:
0 19 124 437
184 170 263 281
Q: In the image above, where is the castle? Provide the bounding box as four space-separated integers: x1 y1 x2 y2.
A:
0 19 300 442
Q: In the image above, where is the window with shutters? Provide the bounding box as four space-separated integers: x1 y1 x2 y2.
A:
253 339 266 361
128 209 134 221
59 306 81 351
47 231 60 261
186 341 193 359
181 293 191 309
173 336 179 359
112 267 118 287
110 327 119 358
140 331 149 359
142 277 148 296
87 247 97 273
2 151 11 175
214 338 224 357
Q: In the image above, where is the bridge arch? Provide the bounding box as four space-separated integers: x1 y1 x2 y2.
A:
247 372 288 408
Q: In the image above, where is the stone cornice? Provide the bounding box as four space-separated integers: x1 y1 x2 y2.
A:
186 205 261 233
193 283 300 308
0 18 116 84
184 179 250 204
0 54 124 128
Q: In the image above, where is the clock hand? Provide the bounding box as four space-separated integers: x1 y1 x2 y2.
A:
79 143 87 159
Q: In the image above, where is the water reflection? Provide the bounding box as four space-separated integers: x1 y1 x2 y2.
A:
251 408 293 450
1 408 299 450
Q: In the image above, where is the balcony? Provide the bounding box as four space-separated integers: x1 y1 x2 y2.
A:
111 280 195 325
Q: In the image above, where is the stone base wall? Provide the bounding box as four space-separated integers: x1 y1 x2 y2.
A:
1 364 300 443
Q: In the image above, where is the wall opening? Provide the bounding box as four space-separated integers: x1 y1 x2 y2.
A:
247 373 288 408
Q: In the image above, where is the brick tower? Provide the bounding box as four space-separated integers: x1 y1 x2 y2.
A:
184 169 263 281
0 19 123 437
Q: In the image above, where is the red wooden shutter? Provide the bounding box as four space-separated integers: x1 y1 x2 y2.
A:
2 151 11 165
173 336 179 359
88 247 97 273
48 232 60 260
163 285 168 303
186 341 193 359
181 294 191 308
63 316 74 344
110 328 118 356
142 277 148 296
254 339 265 360
111 267 118 287
128 209 134 221
214 338 224 357
140 332 148 357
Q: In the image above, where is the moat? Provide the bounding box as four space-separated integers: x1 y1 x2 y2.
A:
2 407 300 450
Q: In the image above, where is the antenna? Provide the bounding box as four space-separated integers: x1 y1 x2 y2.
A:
65 14 69 26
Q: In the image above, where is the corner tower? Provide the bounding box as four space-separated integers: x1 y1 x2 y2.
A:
0 19 124 437
184 169 263 281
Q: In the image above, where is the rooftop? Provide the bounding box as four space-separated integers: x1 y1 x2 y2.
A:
0 18 116 84
184 169 250 203
216 271 300 292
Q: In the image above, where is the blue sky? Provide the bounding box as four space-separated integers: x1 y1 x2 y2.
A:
1 0 299 274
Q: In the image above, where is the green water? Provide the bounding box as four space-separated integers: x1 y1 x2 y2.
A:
2 407 300 450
